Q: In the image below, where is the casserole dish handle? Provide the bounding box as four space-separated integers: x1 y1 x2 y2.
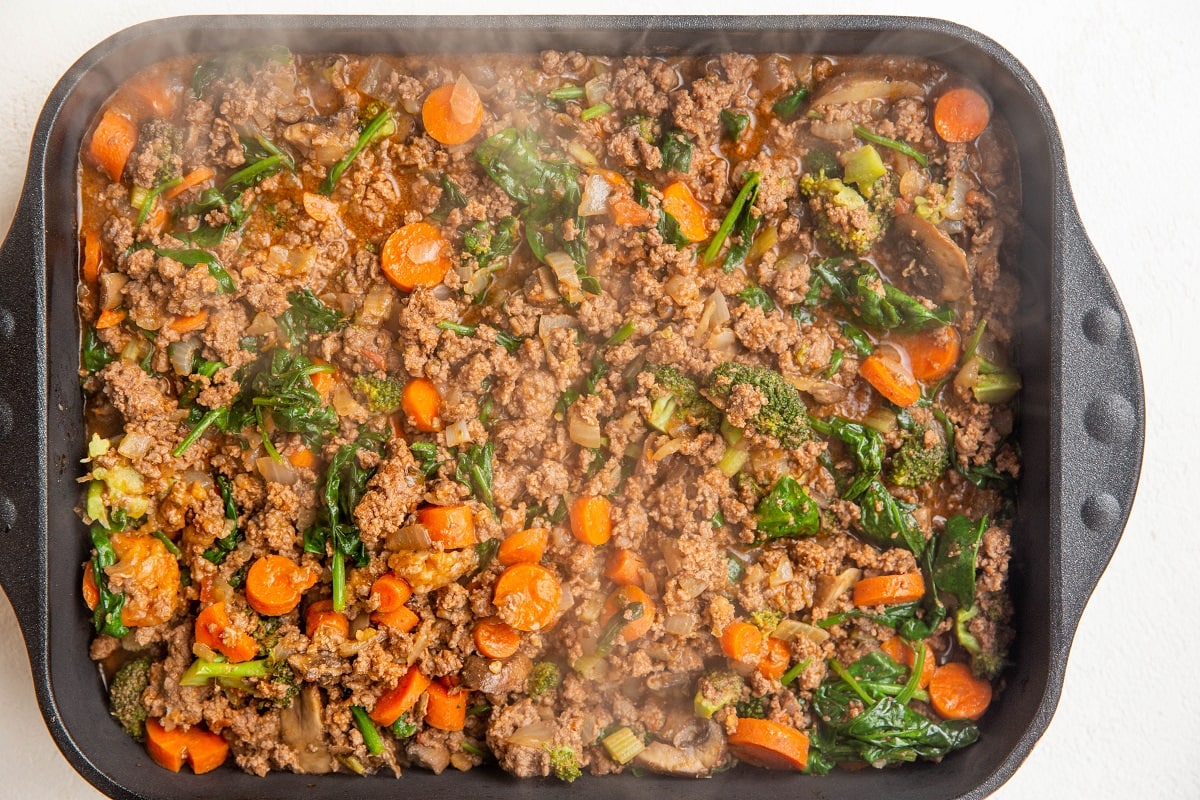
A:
0 189 45 644
1055 200 1144 637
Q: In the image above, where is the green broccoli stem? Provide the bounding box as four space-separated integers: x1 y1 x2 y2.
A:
647 396 678 433
718 445 750 477
351 706 385 755
180 657 271 687
972 369 1021 404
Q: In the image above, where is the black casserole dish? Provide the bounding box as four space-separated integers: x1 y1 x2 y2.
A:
0 14 1143 800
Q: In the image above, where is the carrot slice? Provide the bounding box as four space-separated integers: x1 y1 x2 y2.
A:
82 562 99 610
929 661 993 720
473 617 522 659
416 504 476 550
82 228 102 285
758 636 791 681
194 602 259 663
168 308 209 334
94 308 126 330
934 88 991 144
898 327 961 382
371 605 420 634
381 221 453 292
604 548 647 587
421 79 484 146
881 636 935 689
859 350 921 408
569 494 612 546
595 170 652 226
370 573 414 613
89 109 138 182
727 717 809 770
304 599 349 639
498 527 549 566
164 166 215 200
308 362 337 399
401 377 442 432
145 718 230 775
287 446 316 470
423 679 467 731
369 664 432 726
853 572 926 607
720 621 764 666
601 585 655 643
661 181 711 243
493 562 562 632
244 555 317 617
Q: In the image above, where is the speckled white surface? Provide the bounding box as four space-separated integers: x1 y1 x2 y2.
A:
1 2 1195 797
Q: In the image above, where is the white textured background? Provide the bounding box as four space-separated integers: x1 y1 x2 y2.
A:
1 2 1195 798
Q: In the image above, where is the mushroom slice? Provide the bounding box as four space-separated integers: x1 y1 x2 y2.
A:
811 76 923 107
280 684 333 774
633 719 729 777
888 213 972 302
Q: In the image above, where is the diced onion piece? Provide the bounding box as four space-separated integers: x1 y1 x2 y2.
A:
443 419 472 448
449 74 481 125
332 385 363 417
706 330 738 355
696 290 730 341
182 470 214 491
861 406 898 434
557 585 575 614
747 225 779 262
545 251 584 304
117 431 152 459
768 559 794 587
676 575 708 600
357 284 393 327
810 119 854 141
386 524 433 551
99 272 128 311
899 168 928 200
246 311 279 337
256 456 298 485
661 540 684 575
663 274 697 306
812 77 922 107
167 339 198 377
579 173 613 217
537 315 577 348
302 192 340 222
786 374 848 405
508 720 556 749
650 436 684 462
771 618 830 644
567 142 598 168
584 76 610 106
944 173 970 221
663 612 698 637
356 56 400 104
567 406 605 449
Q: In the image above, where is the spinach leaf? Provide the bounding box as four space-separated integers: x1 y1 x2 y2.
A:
436 320 525 355
772 86 809 119
82 327 114 374
463 216 520 271
202 475 243 564
89 523 129 638
222 133 295 197
736 286 776 313
320 108 396 195
428 174 469 222
703 171 761 272
409 441 442 478
811 258 953 332
856 479 926 554
755 476 820 540
276 289 347 347
809 415 885 500
454 442 495 514
192 46 293 98
933 514 987 608
131 244 236 294
660 130 694 172
720 110 750 142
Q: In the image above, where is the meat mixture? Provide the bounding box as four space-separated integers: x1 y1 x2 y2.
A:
77 48 1021 780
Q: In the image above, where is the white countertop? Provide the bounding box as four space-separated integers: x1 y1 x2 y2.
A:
1 1 1195 797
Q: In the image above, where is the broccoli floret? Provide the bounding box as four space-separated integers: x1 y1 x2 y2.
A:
734 696 768 719
181 657 299 708
693 670 746 719
749 609 784 634
545 744 582 782
705 362 811 448
955 606 1007 680
888 425 950 487
352 374 405 413
799 167 895 255
644 365 721 435
108 657 152 740
527 661 561 699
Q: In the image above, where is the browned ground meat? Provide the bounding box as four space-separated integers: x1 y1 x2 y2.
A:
78 48 1019 783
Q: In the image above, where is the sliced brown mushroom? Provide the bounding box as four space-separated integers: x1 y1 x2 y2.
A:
887 213 972 302
811 76 923 107
279 684 333 774
461 653 533 696
633 719 729 777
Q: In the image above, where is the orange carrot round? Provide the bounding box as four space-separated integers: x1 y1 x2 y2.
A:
416 504 476 550
371 605 420 633
369 664 432 726
304 599 349 640
82 228 102 285
881 636 936 689
898 327 961 383
168 308 209 334
194 602 259 663
569 494 612 546
493 562 562 632
853 572 926 607
244 555 317 617
94 308 126 330
601 585 655 643
145 718 230 774
370 572 414 613
859 350 921 408
89 109 138 182
401 377 442 432
604 548 647 587
661 181 711 243
498 527 549 566
473 617 522 659
929 661 993 720
423 679 467 731
381 222 453 292
934 87 991 143
720 620 764 665
727 717 809 770
82 562 100 610
421 78 484 146
758 636 791 681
